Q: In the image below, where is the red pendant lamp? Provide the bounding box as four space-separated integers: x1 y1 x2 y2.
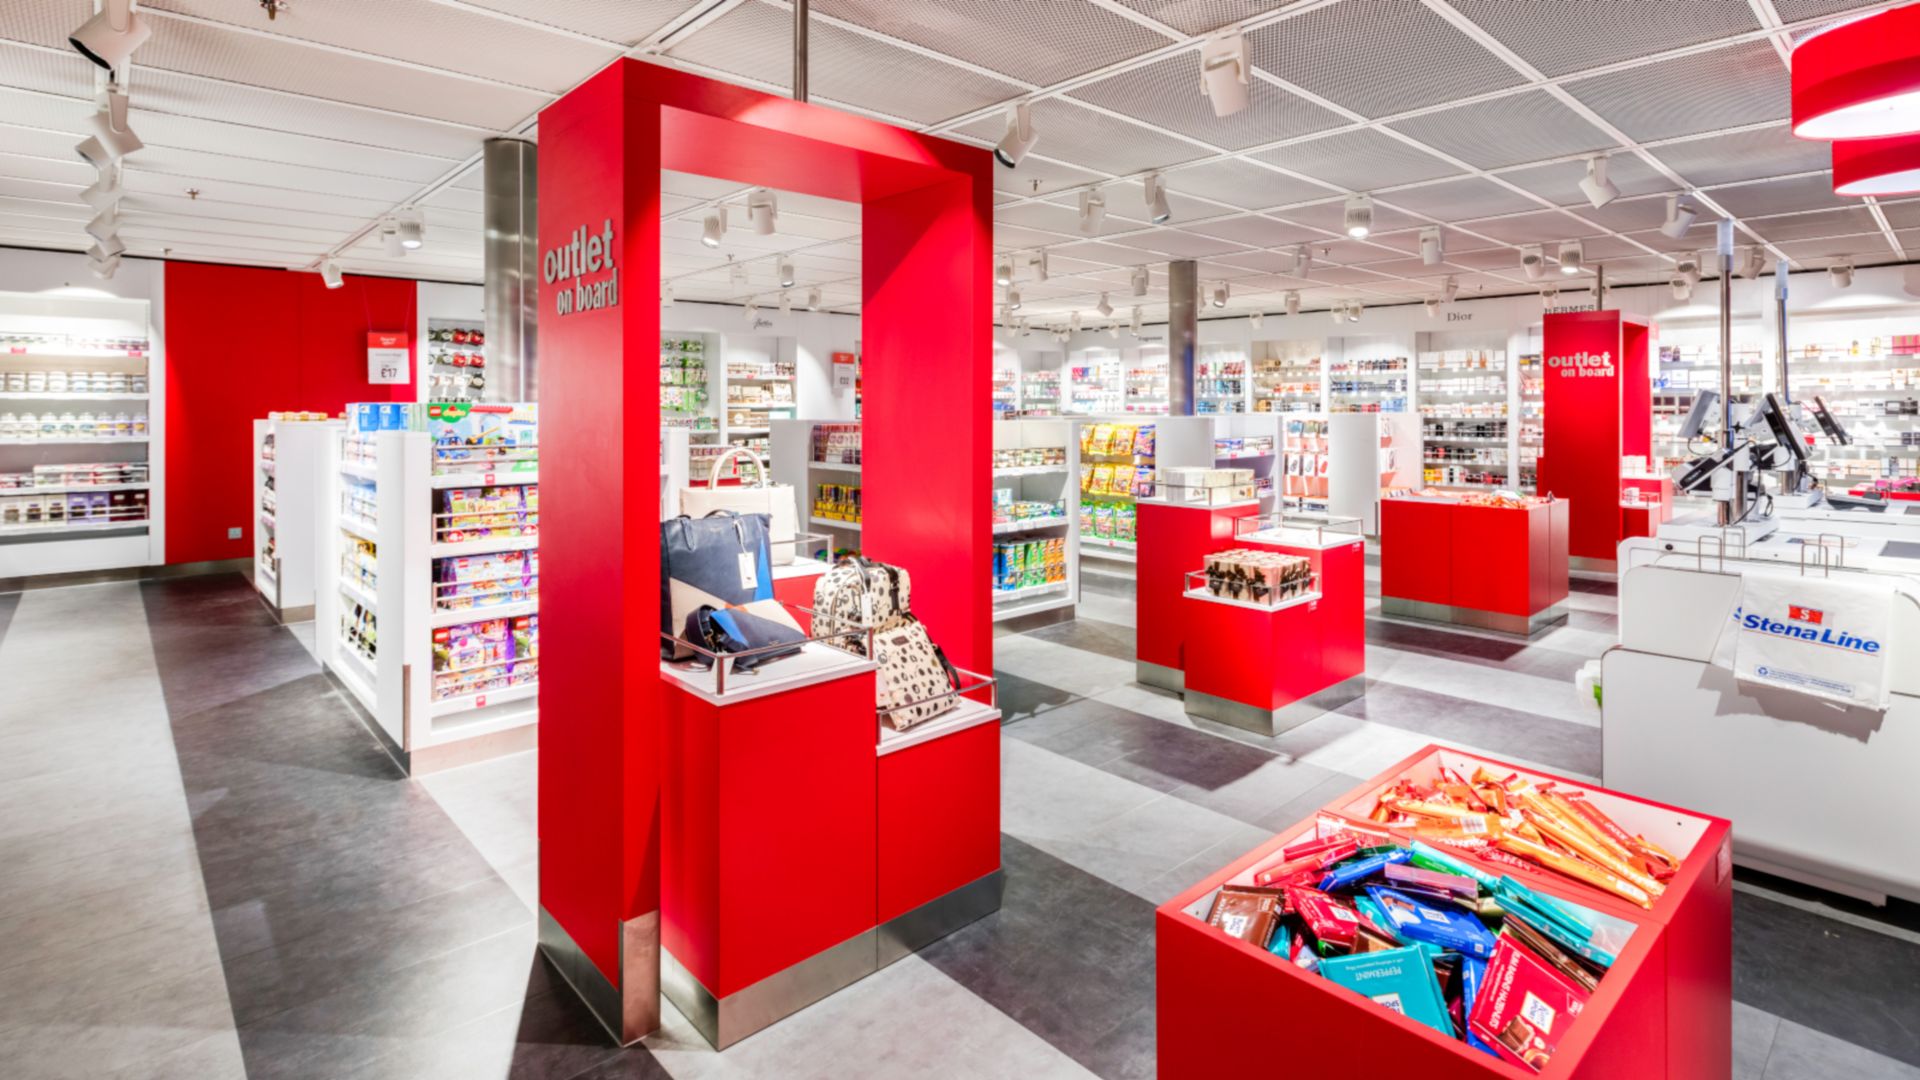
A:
1792 3 1920 140
1834 133 1920 195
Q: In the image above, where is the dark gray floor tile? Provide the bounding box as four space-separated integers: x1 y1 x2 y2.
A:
1248 771 1370 834
1025 615 1135 663
919 836 1157 1080
1569 576 1617 596
1331 681 1601 777
1734 889 1920 1067
996 669 1083 726
1026 699 1280 796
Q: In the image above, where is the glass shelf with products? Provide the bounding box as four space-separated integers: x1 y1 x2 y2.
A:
1328 354 1409 414
426 320 487 403
992 367 1018 416
1016 368 1062 418
1516 344 1543 494
1068 350 1123 416
661 334 718 439
1195 346 1247 414
1251 340 1323 414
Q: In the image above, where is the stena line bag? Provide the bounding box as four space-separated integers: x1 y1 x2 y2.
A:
660 510 775 660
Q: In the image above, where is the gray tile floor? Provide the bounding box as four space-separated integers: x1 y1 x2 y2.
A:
2 568 1918 1079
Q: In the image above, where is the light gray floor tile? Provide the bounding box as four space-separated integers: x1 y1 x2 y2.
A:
1737 1001 1784 1080
1366 642 1600 728
1764 1018 1920 1080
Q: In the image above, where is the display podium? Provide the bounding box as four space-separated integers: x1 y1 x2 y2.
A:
1157 744 1732 1080
1136 498 1263 690
1380 495 1569 635
1619 473 1673 540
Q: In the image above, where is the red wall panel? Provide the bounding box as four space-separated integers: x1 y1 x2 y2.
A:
162 261 413 564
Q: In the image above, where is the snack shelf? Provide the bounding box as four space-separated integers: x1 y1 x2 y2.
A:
432 599 535 628
0 517 148 538
429 535 537 559
429 679 538 720
430 469 536 488
991 515 1070 535
993 418 1079 624
810 515 862 531
992 580 1069 604
0 481 149 495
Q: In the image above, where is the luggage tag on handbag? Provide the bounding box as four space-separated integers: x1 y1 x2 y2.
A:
738 552 759 591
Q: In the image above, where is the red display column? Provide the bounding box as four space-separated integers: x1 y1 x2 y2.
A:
1620 474 1674 540
1380 497 1569 635
1136 500 1262 690
1540 311 1650 573
537 59 994 1046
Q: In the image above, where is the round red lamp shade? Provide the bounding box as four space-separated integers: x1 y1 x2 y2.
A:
1834 133 1920 195
1792 3 1920 140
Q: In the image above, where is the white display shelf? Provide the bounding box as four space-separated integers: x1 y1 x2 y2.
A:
991 515 1071 535
0 481 148 495
339 513 380 544
0 436 147 445
0 517 147 538
339 576 377 614
810 460 862 473
429 533 537 559
430 468 537 488
876 697 1002 756
1082 536 1138 556
729 427 771 435
725 402 797 411
430 679 538 719
0 392 147 402
432 599 537 628
1183 586 1322 613
339 460 379 482
993 464 1067 477
661 642 874 708
992 580 1069 604
810 515 862 531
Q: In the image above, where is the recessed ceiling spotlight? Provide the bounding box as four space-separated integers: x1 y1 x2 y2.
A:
69 0 150 72
1558 239 1583 275
748 188 777 235
1521 245 1545 280
778 259 795 288
1031 249 1049 281
395 207 424 249
1144 172 1173 225
1285 291 1300 317
1096 291 1114 317
1442 275 1458 302
1425 297 1440 319
701 208 725 248
1249 310 1264 330
1005 286 1021 311
319 259 343 290
807 287 822 311
1131 265 1150 297
1198 30 1251 118
1419 226 1442 266
1830 261 1854 288
1660 194 1698 240
994 102 1037 168
1078 189 1106 234
1344 194 1372 238
1578 155 1619 209
1211 282 1229 308
994 258 1014 287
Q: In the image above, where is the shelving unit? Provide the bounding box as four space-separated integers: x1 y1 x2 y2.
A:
1125 346 1170 415
317 402 540 775
993 418 1078 625
1251 339 1323 413
0 293 161 577
770 419 863 561
1416 338 1510 491
991 366 1018 418
661 332 718 443
1194 345 1246 414
1516 343 1543 494
1017 367 1061 418
1211 413 1281 504
252 414 340 622
1075 415 1215 575
1327 336 1409 414
424 319 486 403
721 342 795 454
1067 348 1123 416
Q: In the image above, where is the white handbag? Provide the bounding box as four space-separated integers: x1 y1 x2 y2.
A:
679 447 799 566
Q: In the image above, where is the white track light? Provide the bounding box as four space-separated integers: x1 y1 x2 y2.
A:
1285 291 1300 317
395 208 424 250
1830 262 1854 288
80 167 120 212
1419 226 1442 266
1679 253 1701 286
1344 194 1372 238
77 87 142 167
1096 292 1114 318
701 208 725 248
778 260 795 288
1660 195 1698 240
1670 275 1692 302
1031 250 1049 281
88 252 120 280
1425 298 1439 319
1737 246 1764 280
994 258 1013 286
778 290 792 315
1579 155 1619 209
994 103 1037 168
662 283 675 307
1130 307 1143 336
88 237 124 260
1558 239 1583 276
1294 244 1312 278
748 188 777 235
1130 266 1150 297
1078 189 1106 234
1348 301 1362 323
1541 286 1559 309
1211 282 1229 308
1070 311 1082 333
381 223 404 258
1329 303 1346 326
1005 286 1021 311
1144 172 1172 225
807 287 822 311
1442 275 1459 302
1521 245 1545 280
1108 321 1121 340
84 209 119 244
744 298 759 324
320 259 344 290
1198 30 1252 118
69 0 150 73
1249 310 1264 330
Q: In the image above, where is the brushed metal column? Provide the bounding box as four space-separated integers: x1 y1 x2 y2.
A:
1168 259 1197 416
483 137 538 401
793 0 808 102
1717 219 1743 526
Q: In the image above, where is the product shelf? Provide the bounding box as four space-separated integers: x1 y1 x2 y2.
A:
0 436 147 445
339 575 377 614
991 515 1071 535
339 513 380 545
992 464 1067 478
992 580 1069 604
810 515 862 531
428 534 537 559
0 518 148 538
0 481 149 495
429 679 538 720
430 468 536 489
339 461 379 482
0 391 147 402
810 460 862 474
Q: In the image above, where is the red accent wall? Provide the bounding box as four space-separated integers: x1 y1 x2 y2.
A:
163 261 414 564
1539 311 1649 563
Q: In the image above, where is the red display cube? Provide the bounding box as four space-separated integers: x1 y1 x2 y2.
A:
1157 744 1731 1080
1380 496 1569 635
1136 499 1262 690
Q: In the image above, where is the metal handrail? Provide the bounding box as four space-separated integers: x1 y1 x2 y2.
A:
877 665 996 736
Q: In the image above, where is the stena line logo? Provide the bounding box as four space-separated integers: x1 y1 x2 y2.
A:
543 219 618 317
1732 604 1880 653
1545 350 1613 378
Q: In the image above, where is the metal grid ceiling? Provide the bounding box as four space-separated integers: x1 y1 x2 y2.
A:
0 0 1908 319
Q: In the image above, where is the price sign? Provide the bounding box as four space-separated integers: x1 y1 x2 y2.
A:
367 331 410 385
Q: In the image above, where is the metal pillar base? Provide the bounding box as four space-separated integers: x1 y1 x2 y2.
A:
663 868 1005 1050
1379 597 1569 638
1184 674 1368 737
1137 659 1184 692
538 906 660 1046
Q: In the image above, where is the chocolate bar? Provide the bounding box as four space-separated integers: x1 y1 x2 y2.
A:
1468 936 1591 1073
1317 847 1412 892
1366 887 1498 959
1384 861 1479 901
1206 887 1280 947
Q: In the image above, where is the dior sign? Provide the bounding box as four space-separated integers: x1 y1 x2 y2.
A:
543 219 619 316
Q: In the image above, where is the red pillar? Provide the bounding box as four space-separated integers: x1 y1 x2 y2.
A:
1540 311 1650 570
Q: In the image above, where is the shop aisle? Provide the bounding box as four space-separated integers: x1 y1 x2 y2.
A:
0 570 1917 1079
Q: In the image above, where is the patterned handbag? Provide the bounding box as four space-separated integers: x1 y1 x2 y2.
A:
812 556 911 657
871 612 961 730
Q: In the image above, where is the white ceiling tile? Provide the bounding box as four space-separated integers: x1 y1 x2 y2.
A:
1447 0 1761 78
1247 1 1527 119
1388 91 1615 171
812 0 1173 86
1069 54 1346 152
1565 40 1788 144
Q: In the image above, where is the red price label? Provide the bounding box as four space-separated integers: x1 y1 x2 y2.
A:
475 695 487 708
127 350 144 358
7 347 23 354
483 472 495 484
